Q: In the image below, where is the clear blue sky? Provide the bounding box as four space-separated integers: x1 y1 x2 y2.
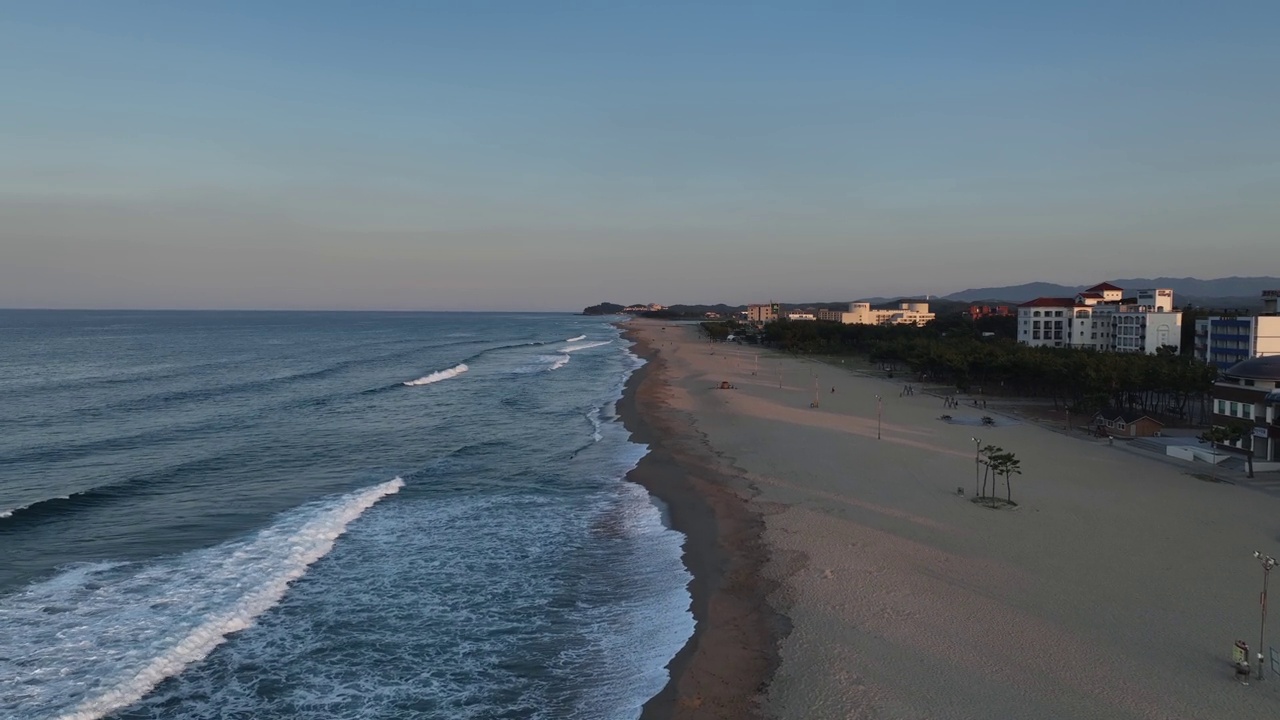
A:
3 1 1277 310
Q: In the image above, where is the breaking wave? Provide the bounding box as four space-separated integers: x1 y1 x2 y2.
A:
403 364 469 386
0 478 404 720
562 340 612 353
565 335 586 342
549 355 571 371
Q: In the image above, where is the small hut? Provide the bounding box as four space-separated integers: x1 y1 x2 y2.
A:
1093 408 1164 438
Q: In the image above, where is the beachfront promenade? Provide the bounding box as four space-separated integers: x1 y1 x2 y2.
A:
626 318 1280 720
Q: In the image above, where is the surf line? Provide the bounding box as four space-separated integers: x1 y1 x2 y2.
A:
54 477 405 720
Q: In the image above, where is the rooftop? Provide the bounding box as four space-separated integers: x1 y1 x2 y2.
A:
1019 297 1078 307
1223 355 1280 382
1094 407 1164 425
1087 282 1124 292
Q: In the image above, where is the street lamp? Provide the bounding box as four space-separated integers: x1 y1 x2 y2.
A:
971 437 981 497
1254 551 1276 679
875 395 882 440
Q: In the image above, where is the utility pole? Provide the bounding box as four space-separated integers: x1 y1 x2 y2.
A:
1255 551 1276 680
875 394 882 440
971 437 982 496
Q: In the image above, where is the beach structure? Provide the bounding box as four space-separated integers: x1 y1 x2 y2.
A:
1212 355 1280 465
1017 283 1181 354
1193 290 1280 369
1092 408 1164 438
815 301 934 326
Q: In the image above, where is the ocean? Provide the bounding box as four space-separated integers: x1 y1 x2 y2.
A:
0 310 693 720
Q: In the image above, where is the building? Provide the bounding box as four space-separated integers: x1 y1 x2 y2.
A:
785 311 816 321
1093 408 1165 438
817 301 934 327
1016 283 1181 354
967 304 1012 320
1211 355 1280 465
747 303 780 323
1193 291 1280 369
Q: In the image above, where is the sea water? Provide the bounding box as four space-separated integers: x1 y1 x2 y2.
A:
0 310 693 720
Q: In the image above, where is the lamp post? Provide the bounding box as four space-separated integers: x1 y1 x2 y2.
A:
971 437 981 497
1254 551 1276 680
875 395 882 440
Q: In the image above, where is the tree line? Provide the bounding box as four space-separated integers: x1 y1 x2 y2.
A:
754 319 1218 422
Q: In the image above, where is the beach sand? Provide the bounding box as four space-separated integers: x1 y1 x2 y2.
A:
622 318 1280 719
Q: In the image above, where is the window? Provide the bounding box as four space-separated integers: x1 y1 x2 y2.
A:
1032 331 1041 340
1118 422 1126 430
1055 311 1064 317
1230 402 1238 416
1034 311 1042 317
1217 400 1226 413
1245 379 1255 387
1243 404 1253 420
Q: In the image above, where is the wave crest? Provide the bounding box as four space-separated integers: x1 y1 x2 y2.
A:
0 478 404 720
403 364 468 386
562 340 612 353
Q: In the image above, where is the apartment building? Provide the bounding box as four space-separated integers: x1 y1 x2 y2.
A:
747 303 780 323
817 301 934 327
1193 291 1280 369
1017 283 1181 354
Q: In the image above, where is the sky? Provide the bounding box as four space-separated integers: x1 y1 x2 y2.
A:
2 1 1277 311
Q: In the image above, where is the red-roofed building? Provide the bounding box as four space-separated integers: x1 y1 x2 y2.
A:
966 304 1012 320
1017 283 1182 353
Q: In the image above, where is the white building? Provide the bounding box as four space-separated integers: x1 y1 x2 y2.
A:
1193 291 1280 370
817 301 934 327
1017 282 1182 354
785 311 816 321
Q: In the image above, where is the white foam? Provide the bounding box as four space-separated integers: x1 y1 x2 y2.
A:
549 354 571 371
402 363 468 386
565 335 587 342
562 340 612 353
0 478 404 720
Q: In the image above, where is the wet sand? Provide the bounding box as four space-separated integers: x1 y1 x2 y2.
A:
625 318 1280 719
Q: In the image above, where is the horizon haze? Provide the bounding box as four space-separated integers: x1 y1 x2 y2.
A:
3 2 1278 311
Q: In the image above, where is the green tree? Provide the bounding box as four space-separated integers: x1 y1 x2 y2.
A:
999 452 1022 504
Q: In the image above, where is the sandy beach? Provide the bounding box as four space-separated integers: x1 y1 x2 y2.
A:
622 318 1280 719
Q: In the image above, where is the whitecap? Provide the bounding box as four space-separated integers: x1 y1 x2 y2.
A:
402 363 468 386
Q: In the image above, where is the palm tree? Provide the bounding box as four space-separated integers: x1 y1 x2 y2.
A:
979 444 1003 500
1001 452 1022 504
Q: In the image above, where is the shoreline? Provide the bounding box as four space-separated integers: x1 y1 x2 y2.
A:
617 323 785 719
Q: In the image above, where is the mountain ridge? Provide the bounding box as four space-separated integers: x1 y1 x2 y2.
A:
942 276 1280 304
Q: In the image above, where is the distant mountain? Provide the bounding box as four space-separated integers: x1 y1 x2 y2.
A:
944 277 1280 305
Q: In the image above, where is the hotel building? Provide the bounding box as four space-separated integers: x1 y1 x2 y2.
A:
1017 283 1181 354
816 301 935 327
